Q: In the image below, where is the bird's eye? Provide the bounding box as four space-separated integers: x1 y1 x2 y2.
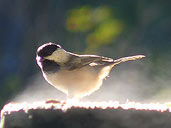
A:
37 43 61 57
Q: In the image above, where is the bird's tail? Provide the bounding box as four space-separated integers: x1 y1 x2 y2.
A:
112 55 145 66
98 55 145 80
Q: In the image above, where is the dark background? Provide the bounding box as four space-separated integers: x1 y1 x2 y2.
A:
0 0 171 109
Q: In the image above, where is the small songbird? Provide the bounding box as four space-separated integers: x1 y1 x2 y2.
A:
36 42 145 99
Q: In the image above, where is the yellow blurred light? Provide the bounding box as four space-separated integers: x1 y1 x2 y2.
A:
66 6 93 32
86 20 123 50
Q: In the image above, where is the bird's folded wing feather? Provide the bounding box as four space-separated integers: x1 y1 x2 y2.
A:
64 53 113 70
63 52 145 71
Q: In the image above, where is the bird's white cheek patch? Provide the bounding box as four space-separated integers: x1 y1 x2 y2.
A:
45 49 69 64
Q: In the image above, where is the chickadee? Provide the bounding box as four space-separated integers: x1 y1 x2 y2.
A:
36 42 145 99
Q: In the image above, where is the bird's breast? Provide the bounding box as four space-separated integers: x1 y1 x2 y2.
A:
43 65 113 98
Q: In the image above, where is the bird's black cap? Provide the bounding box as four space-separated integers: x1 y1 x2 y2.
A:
37 42 61 57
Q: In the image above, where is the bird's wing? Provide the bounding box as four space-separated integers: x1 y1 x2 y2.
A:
63 52 145 71
64 53 113 70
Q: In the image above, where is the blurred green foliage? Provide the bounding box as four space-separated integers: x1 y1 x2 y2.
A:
66 6 93 32
86 19 123 52
66 6 123 52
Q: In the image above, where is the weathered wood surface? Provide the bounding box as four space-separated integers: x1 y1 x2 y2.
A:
1 101 171 128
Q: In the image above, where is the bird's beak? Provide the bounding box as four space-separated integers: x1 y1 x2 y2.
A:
36 56 44 69
36 56 43 62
